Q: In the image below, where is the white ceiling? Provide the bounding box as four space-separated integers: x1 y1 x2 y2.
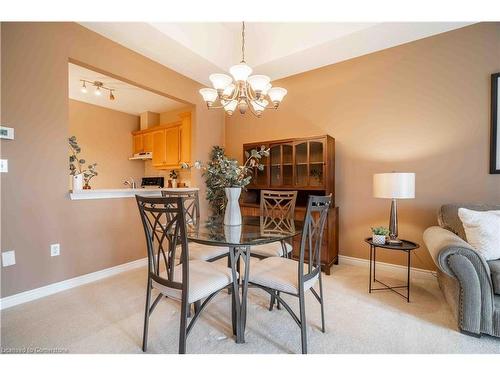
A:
80 22 473 86
68 63 186 115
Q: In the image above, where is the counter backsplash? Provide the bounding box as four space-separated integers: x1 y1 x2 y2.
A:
144 161 192 187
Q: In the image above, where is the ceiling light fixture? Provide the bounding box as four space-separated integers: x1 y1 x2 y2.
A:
80 80 116 101
199 22 287 117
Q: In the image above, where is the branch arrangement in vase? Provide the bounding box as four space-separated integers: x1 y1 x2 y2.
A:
181 145 269 215
69 136 98 189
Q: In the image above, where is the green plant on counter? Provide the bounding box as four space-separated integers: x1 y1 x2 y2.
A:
371 226 389 236
68 136 98 185
181 145 269 215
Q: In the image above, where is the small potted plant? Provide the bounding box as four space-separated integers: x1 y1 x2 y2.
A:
169 169 178 188
371 226 389 245
69 136 98 190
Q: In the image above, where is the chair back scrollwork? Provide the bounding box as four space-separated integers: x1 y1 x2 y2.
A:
136 195 189 294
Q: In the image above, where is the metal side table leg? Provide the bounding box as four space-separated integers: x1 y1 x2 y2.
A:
407 250 411 303
369 245 373 293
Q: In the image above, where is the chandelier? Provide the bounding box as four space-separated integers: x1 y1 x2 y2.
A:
199 22 287 117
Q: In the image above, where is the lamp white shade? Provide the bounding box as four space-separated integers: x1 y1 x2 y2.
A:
222 83 235 97
248 75 271 92
373 173 415 199
251 99 268 113
222 99 238 113
199 88 218 103
229 63 252 82
262 83 272 96
209 73 232 90
267 87 287 103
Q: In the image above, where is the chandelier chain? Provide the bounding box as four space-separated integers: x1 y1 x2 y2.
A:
241 21 245 63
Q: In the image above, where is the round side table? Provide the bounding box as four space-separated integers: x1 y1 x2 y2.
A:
364 238 420 302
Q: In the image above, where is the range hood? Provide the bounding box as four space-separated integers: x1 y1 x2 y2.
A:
129 152 152 160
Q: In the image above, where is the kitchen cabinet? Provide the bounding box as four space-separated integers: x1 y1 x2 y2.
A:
143 132 153 152
133 134 143 154
179 112 191 164
131 112 191 169
164 126 180 166
151 130 166 167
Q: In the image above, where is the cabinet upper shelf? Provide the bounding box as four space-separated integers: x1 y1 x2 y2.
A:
131 112 191 169
243 134 335 194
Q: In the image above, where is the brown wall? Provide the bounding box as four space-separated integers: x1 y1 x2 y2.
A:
226 23 500 270
68 99 143 189
1 22 224 297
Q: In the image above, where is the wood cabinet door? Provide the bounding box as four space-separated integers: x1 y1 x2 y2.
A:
270 144 282 187
152 130 166 166
309 139 325 188
142 132 153 153
294 141 308 187
244 144 269 187
179 113 191 164
133 134 143 154
165 126 180 166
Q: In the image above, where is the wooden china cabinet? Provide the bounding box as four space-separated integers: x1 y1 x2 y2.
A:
241 135 339 274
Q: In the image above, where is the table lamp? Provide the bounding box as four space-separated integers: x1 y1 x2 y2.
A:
373 172 415 245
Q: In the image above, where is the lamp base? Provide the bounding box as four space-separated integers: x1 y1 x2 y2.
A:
387 237 403 245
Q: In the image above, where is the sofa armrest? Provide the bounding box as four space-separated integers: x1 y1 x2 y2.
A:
423 226 495 334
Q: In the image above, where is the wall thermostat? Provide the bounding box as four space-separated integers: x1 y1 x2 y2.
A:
0 126 14 140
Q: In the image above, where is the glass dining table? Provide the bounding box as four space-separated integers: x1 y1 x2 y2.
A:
186 215 302 344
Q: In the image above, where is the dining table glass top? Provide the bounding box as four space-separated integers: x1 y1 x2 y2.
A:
186 216 301 247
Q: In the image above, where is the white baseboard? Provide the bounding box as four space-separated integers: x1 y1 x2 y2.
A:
338 255 437 280
0 254 436 310
0 257 147 310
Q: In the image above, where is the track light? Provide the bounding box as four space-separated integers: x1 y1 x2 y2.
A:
79 79 116 101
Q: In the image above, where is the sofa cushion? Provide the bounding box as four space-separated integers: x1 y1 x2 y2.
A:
458 208 500 261
488 260 500 295
438 204 500 241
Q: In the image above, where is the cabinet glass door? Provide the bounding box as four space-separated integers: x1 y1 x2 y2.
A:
309 140 324 187
270 145 281 186
282 144 293 186
295 142 308 186
245 144 268 187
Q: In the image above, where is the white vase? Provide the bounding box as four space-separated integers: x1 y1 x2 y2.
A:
72 173 84 191
224 224 242 243
224 187 242 226
372 234 387 245
172 179 178 188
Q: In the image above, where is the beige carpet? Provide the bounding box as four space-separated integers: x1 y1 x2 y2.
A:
1 260 499 354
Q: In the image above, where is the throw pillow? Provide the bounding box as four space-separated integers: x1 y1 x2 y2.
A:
458 208 500 261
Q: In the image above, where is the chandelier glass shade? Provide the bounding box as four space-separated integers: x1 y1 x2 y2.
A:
199 22 287 117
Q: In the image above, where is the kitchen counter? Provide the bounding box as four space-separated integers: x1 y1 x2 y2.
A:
69 187 199 201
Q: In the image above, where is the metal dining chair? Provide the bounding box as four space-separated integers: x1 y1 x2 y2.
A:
161 190 229 262
248 195 331 354
251 190 297 259
136 195 234 354
250 190 297 310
